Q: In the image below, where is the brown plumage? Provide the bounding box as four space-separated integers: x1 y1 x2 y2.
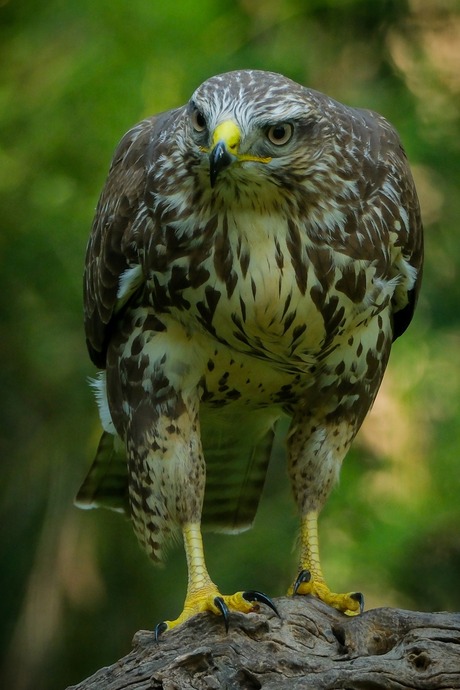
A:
77 70 423 630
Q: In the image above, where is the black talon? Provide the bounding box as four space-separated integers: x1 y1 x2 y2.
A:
214 596 230 632
350 591 365 615
154 621 168 641
242 590 280 617
293 569 311 595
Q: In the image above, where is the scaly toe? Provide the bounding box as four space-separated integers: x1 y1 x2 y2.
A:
155 587 277 637
290 572 364 616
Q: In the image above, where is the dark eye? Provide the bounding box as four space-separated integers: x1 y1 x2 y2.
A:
191 109 207 133
266 122 293 146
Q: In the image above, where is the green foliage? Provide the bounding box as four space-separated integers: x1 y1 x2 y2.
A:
1 0 459 688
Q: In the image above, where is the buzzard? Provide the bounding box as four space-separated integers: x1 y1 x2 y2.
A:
77 70 423 635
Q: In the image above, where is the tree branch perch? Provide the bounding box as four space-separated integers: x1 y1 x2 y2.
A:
67 597 460 690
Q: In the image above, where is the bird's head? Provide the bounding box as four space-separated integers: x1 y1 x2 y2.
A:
185 70 334 201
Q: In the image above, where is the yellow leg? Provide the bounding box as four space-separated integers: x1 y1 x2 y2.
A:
156 523 277 636
288 511 363 616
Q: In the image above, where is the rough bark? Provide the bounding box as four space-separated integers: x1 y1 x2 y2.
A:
67 596 460 690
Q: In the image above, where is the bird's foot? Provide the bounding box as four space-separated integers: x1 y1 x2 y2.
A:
155 586 279 639
289 569 364 616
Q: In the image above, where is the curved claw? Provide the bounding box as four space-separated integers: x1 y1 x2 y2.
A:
350 591 365 614
154 621 168 642
242 590 280 617
214 596 230 632
293 569 311 595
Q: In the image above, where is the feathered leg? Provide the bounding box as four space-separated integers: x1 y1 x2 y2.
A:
286 414 363 615
106 308 277 633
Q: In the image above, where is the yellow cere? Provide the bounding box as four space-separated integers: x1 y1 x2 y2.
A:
212 120 241 152
202 119 272 165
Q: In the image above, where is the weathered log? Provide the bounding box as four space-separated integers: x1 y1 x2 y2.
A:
67 596 460 690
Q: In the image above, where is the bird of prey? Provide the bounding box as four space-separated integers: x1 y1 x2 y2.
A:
76 69 423 635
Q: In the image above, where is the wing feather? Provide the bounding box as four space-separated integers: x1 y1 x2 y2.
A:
84 110 183 367
343 105 424 340
361 108 424 339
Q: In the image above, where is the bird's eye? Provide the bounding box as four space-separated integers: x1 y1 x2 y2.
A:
191 109 207 133
266 123 294 146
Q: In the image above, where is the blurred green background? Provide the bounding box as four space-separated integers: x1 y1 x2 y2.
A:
1 0 459 688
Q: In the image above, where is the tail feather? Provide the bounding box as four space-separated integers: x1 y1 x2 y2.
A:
75 431 129 514
77 406 281 539
201 407 280 533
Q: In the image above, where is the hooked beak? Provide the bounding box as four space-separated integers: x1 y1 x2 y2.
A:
209 121 240 188
207 120 272 188
209 140 234 188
